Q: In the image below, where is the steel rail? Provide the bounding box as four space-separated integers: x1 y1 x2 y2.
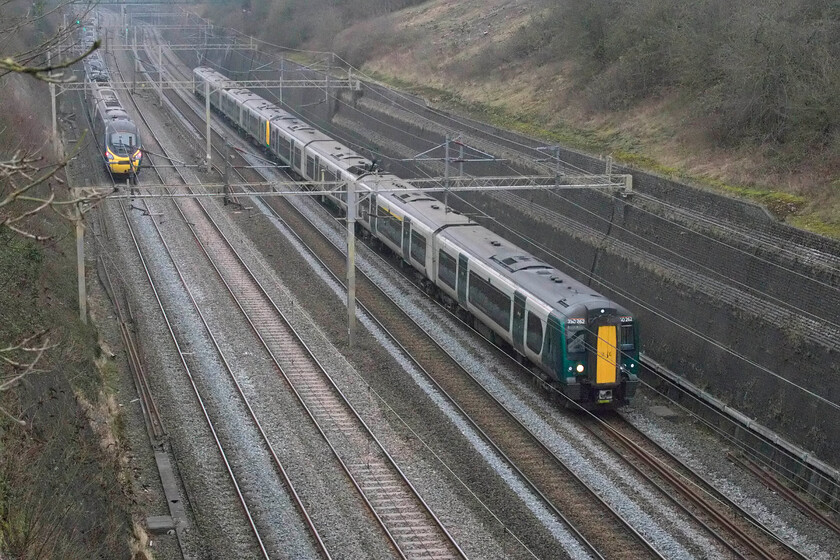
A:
367 223 818 559
114 190 270 558
375 224 817 560
136 32 464 558
584 415 806 560
106 29 302 558
151 16 840 556
149 32 669 558
98 257 166 442
728 453 840 537
182 186 466 559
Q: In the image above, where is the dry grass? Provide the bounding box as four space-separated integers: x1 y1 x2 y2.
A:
1 7 138 557
296 0 840 236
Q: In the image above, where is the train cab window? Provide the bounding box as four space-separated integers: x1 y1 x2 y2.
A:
620 323 636 352
468 272 511 330
526 312 543 354
410 231 426 265
438 250 456 289
109 132 137 155
566 325 587 359
306 156 315 178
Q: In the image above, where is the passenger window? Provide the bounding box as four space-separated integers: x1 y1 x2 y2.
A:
526 312 543 354
468 272 511 329
438 251 456 289
377 207 401 246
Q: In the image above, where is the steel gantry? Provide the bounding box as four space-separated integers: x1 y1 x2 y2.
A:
94 171 631 342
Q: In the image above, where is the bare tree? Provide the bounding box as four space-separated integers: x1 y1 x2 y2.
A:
0 0 106 425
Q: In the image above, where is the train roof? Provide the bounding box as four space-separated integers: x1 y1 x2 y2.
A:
372 188 474 231
105 108 130 121
106 119 139 134
196 66 382 176
370 189 622 316
309 141 378 175
194 66 228 82
439 224 626 317
193 65 630 319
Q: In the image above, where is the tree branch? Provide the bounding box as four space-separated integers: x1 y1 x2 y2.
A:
0 40 100 83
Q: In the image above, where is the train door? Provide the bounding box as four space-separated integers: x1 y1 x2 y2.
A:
369 193 378 233
401 217 411 261
587 314 619 386
457 254 468 305
512 292 526 352
542 312 564 379
595 325 618 384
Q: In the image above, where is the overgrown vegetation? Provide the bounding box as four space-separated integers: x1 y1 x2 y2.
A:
203 0 840 234
213 0 840 166
1 1 135 557
512 0 840 155
0 225 131 558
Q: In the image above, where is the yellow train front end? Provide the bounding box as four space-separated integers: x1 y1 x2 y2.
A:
105 148 142 175
104 121 142 177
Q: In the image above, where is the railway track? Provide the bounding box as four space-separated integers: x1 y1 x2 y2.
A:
172 183 467 560
96 15 837 559
144 28 812 558
133 38 646 557
115 27 468 559
583 414 808 560
348 206 820 559
170 103 666 557
105 27 326 558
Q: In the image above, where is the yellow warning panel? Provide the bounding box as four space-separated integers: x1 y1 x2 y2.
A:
596 325 617 384
265 121 270 145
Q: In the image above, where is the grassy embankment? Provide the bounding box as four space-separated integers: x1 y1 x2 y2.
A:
0 7 139 556
208 0 840 237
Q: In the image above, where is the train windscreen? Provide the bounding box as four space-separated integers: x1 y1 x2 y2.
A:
109 132 138 155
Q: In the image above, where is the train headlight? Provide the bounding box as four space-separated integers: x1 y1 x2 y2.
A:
132 150 142 161
105 152 114 161
576 364 585 373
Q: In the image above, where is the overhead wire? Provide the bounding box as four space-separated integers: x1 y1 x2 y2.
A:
265 77 840 489
441 184 840 412
540 188 840 329
178 10 840 518
225 45 840 410
176 10 840 477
